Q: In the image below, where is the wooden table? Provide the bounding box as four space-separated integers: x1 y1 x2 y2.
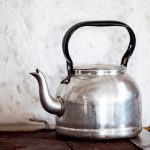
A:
0 130 141 150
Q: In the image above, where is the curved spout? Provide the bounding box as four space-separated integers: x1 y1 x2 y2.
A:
30 69 64 116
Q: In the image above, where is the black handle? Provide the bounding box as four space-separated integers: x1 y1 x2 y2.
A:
62 21 136 75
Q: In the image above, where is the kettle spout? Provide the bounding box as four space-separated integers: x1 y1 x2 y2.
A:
30 69 64 116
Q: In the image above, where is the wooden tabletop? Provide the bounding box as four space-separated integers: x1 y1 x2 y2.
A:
0 130 141 150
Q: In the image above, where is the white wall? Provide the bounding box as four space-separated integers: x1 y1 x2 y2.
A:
0 0 149 128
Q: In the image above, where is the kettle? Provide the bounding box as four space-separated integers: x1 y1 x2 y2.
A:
30 21 142 139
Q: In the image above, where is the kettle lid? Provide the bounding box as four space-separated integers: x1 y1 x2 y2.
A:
74 64 126 76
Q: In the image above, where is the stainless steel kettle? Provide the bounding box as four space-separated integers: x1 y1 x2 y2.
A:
30 21 142 139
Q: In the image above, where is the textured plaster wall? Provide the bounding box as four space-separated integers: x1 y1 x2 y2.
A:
0 0 150 127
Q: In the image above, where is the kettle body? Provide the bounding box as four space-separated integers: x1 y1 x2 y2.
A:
30 21 142 139
55 65 141 139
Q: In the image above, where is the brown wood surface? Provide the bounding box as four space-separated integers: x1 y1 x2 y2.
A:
0 130 141 150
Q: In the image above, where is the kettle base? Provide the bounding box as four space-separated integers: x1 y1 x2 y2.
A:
56 126 142 139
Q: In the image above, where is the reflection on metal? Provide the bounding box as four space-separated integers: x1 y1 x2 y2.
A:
144 126 150 131
30 20 142 139
30 69 64 116
29 118 50 131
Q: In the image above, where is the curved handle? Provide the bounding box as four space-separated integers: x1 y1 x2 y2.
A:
62 21 136 75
